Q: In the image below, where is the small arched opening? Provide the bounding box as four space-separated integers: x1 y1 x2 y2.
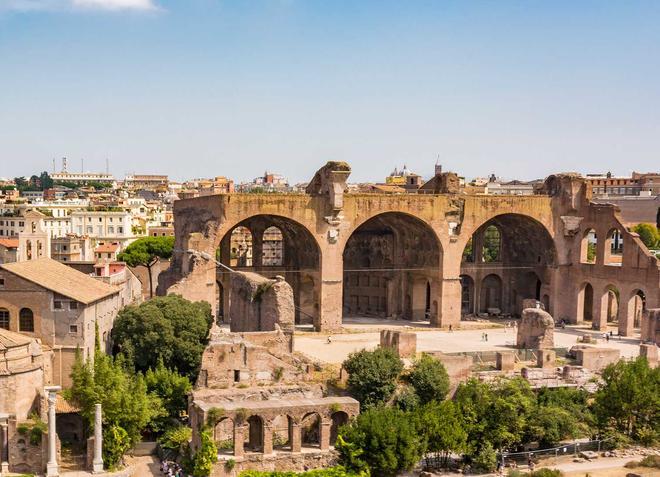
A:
271 415 293 451
301 412 321 449
480 274 502 313
245 415 264 452
19 308 34 332
482 225 502 262
0 308 9 330
580 283 594 322
580 228 597 264
230 226 253 267
604 228 624 266
330 411 349 446
460 275 474 317
262 226 284 266
213 417 235 456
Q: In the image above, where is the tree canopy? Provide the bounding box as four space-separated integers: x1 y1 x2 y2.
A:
405 354 450 405
632 223 660 250
117 236 175 296
338 407 424 477
342 348 403 409
593 357 660 445
112 295 213 380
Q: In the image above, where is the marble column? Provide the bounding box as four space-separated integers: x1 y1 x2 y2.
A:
0 413 9 475
92 404 103 473
45 386 61 477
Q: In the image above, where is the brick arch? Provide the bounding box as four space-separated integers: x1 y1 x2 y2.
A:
339 210 443 254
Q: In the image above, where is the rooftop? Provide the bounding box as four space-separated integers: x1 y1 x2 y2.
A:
0 258 119 304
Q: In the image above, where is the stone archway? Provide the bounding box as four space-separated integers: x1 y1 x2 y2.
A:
342 212 442 323
461 213 556 316
216 215 322 326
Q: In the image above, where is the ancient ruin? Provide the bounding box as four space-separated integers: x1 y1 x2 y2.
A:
517 308 555 349
159 162 660 336
189 270 359 476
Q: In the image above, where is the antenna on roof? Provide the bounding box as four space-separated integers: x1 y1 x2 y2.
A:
106 158 109 175
81 158 84 173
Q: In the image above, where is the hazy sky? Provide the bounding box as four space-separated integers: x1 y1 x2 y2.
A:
1 1 659 183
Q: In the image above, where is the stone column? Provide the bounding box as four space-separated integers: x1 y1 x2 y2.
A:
262 423 273 455
0 413 9 475
92 404 103 473
290 422 301 453
45 386 61 477
319 420 331 451
592 291 609 331
233 425 245 458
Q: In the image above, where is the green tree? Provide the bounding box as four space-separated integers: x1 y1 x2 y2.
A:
103 425 131 470
69 350 163 447
112 295 213 380
342 348 404 408
144 360 192 432
338 407 424 477
117 236 175 297
192 428 218 477
454 378 535 456
39 171 54 190
405 354 450 405
13 176 27 191
593 357 660 444
526 405 582 448
632 223 660 249
417 400 467 468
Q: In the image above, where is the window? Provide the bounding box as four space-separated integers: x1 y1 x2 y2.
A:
54 300 63 310
118 226 123 234
99 217 103 222
0 277 4 287
69 301 78 310
108 226 114 234
0 308 9 329
69 324 78 333
87 226 93 234
19 308 34 332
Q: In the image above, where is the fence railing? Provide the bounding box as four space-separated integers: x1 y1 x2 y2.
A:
499 439 613 465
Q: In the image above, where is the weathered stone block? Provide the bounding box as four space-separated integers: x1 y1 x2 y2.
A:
639 343 658 368
379 330 416 358
517 308 554 349
496 351 515 371
572 346 620 371
537 349 556 368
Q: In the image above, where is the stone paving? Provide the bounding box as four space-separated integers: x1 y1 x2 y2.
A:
294 317 642 364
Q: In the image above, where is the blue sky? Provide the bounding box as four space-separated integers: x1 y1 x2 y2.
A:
1 1 659 183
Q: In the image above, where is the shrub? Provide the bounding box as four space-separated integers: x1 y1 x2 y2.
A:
639 455 660 469
159 426 192 451
342 348 403 408
103 425 131 470
192 428 218 477
530 469 564 477
405 354 450 404
472 441 497 472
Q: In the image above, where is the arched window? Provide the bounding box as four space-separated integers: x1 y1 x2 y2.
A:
230 226 253 267
482 225 501 262
19 308 34 332
580 229 597 264
262 226 284 266
605 228 623 265
0 308 9 329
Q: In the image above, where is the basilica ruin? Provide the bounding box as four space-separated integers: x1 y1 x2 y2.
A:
159 161 660 339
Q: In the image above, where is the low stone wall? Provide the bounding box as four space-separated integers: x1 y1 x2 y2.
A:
571 346 620 371
212 450 340 477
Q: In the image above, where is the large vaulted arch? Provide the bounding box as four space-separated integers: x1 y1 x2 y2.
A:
216 215 321 325
460 213 557 317
342 212 442 323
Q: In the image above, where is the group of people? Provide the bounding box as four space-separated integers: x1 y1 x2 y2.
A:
481 332 489 341
160 460 186 477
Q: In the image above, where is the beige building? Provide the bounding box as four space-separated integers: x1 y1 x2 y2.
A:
51 234 93 263
0 258 121 387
